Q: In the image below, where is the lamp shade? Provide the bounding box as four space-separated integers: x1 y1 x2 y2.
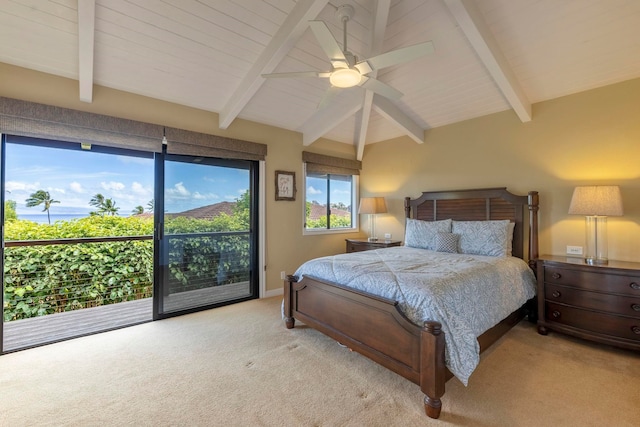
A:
568 186 623 216
358 197 387 214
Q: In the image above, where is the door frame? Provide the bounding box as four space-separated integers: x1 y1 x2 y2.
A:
152 150 261 320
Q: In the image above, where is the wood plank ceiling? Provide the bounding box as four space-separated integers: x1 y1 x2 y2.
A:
1 0 639 160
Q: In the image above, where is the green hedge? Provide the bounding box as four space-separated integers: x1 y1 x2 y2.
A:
3 214 249 321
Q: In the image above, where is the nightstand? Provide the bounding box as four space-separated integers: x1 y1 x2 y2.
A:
345 238 402 253
536 255 640 351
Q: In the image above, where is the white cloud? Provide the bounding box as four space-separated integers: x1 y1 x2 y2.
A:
47 187 66 194
131 181 152 197
307 185 322 195
69 182 84 193
5 181 40 192
166 182 191 199
101 181 126 191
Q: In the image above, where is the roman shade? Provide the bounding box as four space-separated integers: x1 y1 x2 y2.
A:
0 97 163 152
302 151 361 175
0 97 268 160
165 127 266 161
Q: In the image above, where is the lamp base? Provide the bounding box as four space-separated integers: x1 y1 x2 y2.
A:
585 257 608 266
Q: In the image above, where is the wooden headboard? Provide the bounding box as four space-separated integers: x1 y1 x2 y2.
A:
404 188 539 266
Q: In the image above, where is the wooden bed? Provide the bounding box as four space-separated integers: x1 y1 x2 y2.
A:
283 188 539 419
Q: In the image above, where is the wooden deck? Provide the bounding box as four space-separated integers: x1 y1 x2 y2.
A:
2 282 253 352
3 298 153 352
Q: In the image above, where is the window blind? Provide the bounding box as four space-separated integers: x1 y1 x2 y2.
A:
0 97 163 152
302 151 361 175
0 97 268 161
165 127 266 161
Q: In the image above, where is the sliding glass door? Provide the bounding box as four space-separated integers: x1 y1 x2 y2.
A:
154 153 258 318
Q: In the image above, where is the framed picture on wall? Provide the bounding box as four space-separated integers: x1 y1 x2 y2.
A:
275 170 296 201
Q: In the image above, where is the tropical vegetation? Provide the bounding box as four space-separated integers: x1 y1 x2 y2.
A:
3 191 252 322
25 190 59 224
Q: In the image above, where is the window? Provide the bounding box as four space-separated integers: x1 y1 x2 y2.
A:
302 152 361 233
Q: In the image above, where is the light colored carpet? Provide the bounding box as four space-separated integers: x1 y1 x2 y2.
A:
0 296 638 426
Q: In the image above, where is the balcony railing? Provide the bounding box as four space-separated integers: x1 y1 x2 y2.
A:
3 235 154 322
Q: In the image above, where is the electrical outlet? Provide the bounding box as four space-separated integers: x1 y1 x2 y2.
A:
280 271 286 280
384 233 392 239
566 245 583 256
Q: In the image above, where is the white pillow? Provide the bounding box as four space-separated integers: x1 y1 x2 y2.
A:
452 220 511 257
404 218 452 250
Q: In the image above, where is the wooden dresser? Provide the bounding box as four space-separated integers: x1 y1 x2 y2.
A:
536 255 640 351
345 238 402 253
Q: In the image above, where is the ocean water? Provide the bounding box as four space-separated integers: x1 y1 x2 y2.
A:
17 214 89 224
17 214 130 224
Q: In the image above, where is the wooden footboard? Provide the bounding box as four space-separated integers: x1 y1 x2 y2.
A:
284 274 529 419
284 274 447 418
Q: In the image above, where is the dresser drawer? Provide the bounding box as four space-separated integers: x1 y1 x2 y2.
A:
346 241 369 253
545 283 640 318
544 266 640 297
545 302 640 342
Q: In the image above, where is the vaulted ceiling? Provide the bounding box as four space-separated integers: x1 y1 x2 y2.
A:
2 0 639 160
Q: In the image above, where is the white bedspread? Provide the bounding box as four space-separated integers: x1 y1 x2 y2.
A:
294 246 536 385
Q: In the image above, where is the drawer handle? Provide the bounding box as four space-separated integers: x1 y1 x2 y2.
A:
633 304 640 312
632 326 640 335
552 273 562 280
552 290 561 298
552 310 561 319
631 282 640 291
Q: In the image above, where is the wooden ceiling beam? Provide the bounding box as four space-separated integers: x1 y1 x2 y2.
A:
77 0 96 103
443 0 531 122
218 0 328 130
355 0 391 160
299 96 363 146
372 95 424 144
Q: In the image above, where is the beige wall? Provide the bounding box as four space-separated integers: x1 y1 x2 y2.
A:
0 63 359 294
361 77 640 262
3 62 640 295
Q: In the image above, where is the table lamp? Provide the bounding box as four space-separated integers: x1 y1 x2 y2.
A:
358 197 387 242
568 185 623 265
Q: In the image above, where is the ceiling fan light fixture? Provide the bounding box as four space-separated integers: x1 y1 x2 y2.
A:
329 68 361 88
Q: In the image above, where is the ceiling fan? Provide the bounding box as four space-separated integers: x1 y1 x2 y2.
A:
262 4 434 106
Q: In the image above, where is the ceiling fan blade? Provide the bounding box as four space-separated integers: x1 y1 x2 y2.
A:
262 71 330 79
364 41 434 71
309 20 348 67
317 86 342 110
359 77 403 100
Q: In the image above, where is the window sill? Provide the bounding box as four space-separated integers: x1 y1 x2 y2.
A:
303 228 360 236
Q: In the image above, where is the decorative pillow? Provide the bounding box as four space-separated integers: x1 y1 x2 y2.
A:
452 220 511 257
435 232 459 253
404 218 452 250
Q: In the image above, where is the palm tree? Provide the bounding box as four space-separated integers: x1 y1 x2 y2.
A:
146 199 154 213
132 205 144 215
89 193 105 213
102 198 119 216
25 190 60 224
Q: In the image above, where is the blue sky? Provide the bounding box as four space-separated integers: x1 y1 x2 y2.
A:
4 141 249 216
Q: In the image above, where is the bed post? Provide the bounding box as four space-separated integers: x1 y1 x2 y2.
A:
283 275 297 329
404 197 411 218
420 321 446 419
527 191 539 269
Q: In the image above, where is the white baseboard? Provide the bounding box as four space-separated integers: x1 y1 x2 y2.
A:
262 287 283 299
